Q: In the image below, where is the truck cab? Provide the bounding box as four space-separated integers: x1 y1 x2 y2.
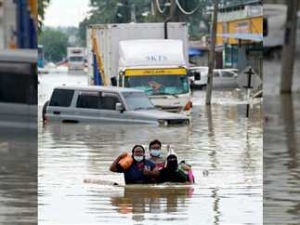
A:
117 39 192 114
67 47 86 71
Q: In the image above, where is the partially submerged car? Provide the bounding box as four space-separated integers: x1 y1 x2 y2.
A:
188 66 239 89
43 86 190 125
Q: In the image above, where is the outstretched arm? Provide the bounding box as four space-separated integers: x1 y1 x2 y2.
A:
109 153 127 172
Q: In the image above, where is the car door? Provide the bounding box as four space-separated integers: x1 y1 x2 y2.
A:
74 91 101 122
98 91 131 123
47 89 75 121
213 70 221 87
220 71 237 88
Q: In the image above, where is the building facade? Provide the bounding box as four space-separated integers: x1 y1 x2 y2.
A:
216 0 263 76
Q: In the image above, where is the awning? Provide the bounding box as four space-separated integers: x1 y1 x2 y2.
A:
217 33 263 42
188 47 204 57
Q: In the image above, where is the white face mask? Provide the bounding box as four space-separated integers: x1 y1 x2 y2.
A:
150 149 161 157
134 156 144 162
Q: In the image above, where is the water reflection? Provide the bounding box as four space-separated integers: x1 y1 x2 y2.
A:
110 186 194 220
264 94 300 224
0 128 37 225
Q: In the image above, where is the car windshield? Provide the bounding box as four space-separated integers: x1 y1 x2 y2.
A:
122 92 155 110
124 75 189 96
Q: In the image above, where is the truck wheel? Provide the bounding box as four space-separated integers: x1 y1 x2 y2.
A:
42 101 49 121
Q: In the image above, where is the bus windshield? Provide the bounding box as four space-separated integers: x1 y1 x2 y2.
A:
124 75 189 95
69 56 84 62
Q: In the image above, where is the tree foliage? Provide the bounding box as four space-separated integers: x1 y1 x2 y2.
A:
38 0 51 33
79 0 213 44
38 28 68 62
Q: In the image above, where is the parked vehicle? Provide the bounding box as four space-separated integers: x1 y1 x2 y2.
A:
189 67 239 89
67 47 86 71
87 23 192 114
43 86 190 125
0 49 37 129
188 66 209 88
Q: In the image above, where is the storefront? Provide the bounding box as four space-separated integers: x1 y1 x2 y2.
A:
216 1 263 76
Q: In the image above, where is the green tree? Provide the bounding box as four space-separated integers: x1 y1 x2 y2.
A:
79 0 212 43
38 28 68 62
38 0 51 33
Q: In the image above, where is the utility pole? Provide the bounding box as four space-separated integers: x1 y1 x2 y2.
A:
206 0 218 105
130 4 136 22
169 0 175 20
151 0 155 16
280 0 298 93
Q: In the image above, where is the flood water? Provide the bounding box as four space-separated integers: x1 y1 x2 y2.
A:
264 58 300 224
38 71 262 224
0 128 37 224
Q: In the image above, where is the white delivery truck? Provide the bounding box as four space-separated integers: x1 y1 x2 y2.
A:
67 47 86 71
87 23 192 114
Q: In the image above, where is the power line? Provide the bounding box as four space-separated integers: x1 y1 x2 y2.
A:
156 0 169 13
175 0 201 15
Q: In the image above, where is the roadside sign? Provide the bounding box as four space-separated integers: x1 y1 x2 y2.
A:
125 68 187 76
237 66 262 90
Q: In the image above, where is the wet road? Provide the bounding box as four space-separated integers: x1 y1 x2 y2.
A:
264 57 300 224
264 94 300 224
38 71 262 224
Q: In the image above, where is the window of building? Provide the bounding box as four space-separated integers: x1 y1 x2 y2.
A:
0 62 37 104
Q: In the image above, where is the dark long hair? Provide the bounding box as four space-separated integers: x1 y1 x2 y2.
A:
131 145 145 155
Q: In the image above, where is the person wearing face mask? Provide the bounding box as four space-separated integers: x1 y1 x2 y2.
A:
157 154 192 184
109 145 159 184
148 139 166 170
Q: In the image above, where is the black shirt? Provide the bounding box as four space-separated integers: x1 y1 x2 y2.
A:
158 168 188 183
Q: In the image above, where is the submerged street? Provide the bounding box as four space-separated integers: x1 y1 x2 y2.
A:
264 58 300 224
38 71 262 225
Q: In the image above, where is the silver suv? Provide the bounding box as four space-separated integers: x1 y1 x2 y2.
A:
43 86 190 125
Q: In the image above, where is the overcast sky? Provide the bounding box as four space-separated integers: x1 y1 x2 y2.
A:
44 0 91 27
